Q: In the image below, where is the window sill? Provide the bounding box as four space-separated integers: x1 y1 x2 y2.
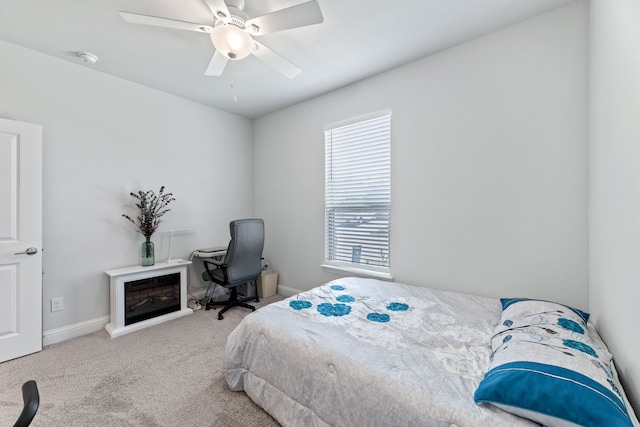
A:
321 264 393 282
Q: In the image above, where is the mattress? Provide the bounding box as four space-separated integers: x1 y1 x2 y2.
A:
224 277 541 426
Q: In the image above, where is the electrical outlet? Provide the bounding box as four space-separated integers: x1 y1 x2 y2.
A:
51 297 63 312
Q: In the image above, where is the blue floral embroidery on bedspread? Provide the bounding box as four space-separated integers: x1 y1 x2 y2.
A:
367 312 390 323
365 302 410 323
387 302 408 311
336 295 355 303
289 300 312 310
288 284 412 323
318 303 351 317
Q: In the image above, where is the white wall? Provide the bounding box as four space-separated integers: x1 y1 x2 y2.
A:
254 2 589 308
0 40 253 338
589 0 640 411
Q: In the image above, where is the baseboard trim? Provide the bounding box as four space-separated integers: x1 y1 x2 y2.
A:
43 315 110 346
42 286 302 345
276 285 301 298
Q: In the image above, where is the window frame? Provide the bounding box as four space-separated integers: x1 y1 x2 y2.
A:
321 110 393 281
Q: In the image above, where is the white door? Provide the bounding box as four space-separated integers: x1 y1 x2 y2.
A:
0 118 42 362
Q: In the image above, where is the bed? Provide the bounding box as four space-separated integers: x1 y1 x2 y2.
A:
224 277 639 427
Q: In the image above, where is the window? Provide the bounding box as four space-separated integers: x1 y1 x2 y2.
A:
323 110 391 279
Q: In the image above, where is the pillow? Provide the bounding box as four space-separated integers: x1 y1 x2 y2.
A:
474 298 634 427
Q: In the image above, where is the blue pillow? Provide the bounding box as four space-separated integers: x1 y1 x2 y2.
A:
474 298 634 427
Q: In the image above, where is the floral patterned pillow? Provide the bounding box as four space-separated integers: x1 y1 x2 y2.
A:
474 298 634 427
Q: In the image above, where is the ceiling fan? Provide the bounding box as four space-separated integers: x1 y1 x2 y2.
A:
120 0 323 79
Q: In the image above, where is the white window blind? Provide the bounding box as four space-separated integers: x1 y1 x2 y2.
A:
324 111 391 274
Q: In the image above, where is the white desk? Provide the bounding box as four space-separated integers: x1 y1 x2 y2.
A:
193 246 227 259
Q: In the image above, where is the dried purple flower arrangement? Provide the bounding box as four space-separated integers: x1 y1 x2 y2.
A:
122 186 175 238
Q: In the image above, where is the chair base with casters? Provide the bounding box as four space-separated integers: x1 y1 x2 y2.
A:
14 380 39 427
205 284 260 320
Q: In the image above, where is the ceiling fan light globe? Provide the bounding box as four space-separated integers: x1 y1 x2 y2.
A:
210 24 253 60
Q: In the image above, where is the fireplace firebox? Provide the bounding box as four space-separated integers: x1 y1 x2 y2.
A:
124 272 180 326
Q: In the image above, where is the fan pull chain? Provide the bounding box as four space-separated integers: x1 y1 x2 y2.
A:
230 81 237 103
229 60 238 103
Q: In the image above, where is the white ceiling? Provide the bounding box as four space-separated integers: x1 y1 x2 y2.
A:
0 0 577 119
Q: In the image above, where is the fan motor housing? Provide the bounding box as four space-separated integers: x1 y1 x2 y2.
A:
216 5 248 29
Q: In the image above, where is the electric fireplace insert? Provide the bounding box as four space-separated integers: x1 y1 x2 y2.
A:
124 272 180 326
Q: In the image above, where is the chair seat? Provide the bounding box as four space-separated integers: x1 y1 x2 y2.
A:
202 267 225 284
202 267 261 289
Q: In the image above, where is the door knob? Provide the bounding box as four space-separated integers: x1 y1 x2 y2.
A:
14 247 38 255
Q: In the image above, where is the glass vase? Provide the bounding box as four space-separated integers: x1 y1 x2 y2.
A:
141 237 155 267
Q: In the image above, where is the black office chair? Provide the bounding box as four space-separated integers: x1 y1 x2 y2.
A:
14 380 39 427
202 218 264 320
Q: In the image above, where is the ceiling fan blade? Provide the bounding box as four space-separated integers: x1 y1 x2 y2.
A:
204 51 229 76
245 0 323 35
120 12 212 33
251 41 301 79
203 0 232 23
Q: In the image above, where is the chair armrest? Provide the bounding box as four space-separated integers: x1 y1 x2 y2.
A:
203 259 225 268
203 259 229 283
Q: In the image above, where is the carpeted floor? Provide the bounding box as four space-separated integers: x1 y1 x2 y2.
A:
0 295 284 426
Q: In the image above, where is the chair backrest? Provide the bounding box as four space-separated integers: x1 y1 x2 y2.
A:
223 218 264 285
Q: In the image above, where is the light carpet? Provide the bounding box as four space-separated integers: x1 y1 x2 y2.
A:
0 296 284 426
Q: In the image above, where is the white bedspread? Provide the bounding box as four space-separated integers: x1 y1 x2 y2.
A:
224 277 539 426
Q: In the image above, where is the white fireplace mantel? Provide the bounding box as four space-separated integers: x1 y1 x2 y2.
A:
105 261 192 338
